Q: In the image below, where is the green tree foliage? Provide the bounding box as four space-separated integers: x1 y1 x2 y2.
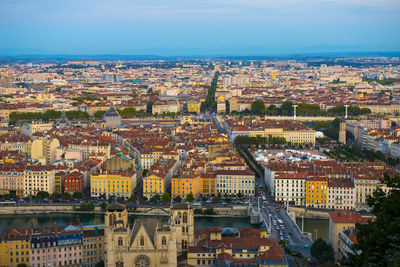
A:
128 195 137 203
203 207 216 215
234 135 267 147
150 194 160 203
161 192 171 203
204 72 219 111
327 105 371 116
66 110 89 119
173 196 182 203
72 191 83 199
280 101 293 115
36 191 49 199
95 261 105 267
146 102 153 114
310 238 334 265
9 109 89 122
100 202 107 212
50 192 61 200
94 110 106 119
297 103 324 116
344 174 400 266
61 192 72 200
77 202 95 211
266 104 278 115
186 192 195 202
251 100 266 115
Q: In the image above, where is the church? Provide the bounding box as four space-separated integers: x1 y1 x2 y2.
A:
104 203 194 267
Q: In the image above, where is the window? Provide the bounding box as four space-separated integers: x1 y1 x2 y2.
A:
140 236 144 247
162 237 167 246
118 237 123 247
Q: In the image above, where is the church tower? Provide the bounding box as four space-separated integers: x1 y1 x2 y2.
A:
339 120 346 144
171 203 194 253
105 204 128 228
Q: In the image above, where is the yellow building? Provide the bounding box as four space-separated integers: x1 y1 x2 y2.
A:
171 174 201 198
187 101 201 114
90 171 137 198
143 174 164 198
200 172 216 196
306 176 327 208
0 236 30 267
83 225 105 267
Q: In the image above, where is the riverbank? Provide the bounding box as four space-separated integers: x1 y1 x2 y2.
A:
0 213 258 233
289 206 330 219
0 204 250 216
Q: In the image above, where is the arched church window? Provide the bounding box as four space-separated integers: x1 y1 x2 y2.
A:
162 236 167 246
183 212 187 223
118 237 123 247
140 236 145 247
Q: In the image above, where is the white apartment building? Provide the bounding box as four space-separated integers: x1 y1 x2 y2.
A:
274 172 307 206
24 166 56 196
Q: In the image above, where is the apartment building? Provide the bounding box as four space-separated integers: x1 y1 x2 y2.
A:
327 179 355 210
90 170 137 198
171 174 201 198
24 165 56 196
274 172 307 206
82 226 104 267
0 164 25 196
328 210 370 260
306 176 327 208
216 169 255 196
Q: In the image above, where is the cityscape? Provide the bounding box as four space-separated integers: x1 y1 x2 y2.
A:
1 0 400 267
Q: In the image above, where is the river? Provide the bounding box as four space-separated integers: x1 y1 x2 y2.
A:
0 213 329 242
0 213 257 233
296 217 329 242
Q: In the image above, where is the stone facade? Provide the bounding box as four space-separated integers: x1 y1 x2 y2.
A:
105 203 194 267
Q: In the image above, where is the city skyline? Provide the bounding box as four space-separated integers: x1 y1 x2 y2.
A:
1 0 400 56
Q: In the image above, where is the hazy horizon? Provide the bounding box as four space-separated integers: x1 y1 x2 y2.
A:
1 0 399 56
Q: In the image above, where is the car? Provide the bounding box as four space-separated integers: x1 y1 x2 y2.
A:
304 244 309 248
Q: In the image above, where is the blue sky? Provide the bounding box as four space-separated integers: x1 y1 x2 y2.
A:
0 0 399 56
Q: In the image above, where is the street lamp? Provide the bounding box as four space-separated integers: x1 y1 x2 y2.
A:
293 105 298 120
314 229 318 241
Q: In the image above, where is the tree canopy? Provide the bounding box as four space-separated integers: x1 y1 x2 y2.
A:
344 174 400 266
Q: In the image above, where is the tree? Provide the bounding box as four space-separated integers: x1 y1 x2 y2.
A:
310 238 334 265
100 202 107 212
94 110 106 119
174 196 182 203
186 192 195 202
36 191 49 200
17 264 28 267
251 100 266 115
61 192 72 200
140 196 148 203
266 104 278 115
161 192 171 203
128 195 137 203
344 174 400 266
95 261 105 267
150 194 160 203
50 192 61 200
72 191 83 199
280 101 293 115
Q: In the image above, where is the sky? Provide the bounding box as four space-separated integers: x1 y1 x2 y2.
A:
0 0 399 56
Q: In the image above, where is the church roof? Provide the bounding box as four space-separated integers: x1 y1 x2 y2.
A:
171 203 192 210
104 104 121 118
131 217 164 246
